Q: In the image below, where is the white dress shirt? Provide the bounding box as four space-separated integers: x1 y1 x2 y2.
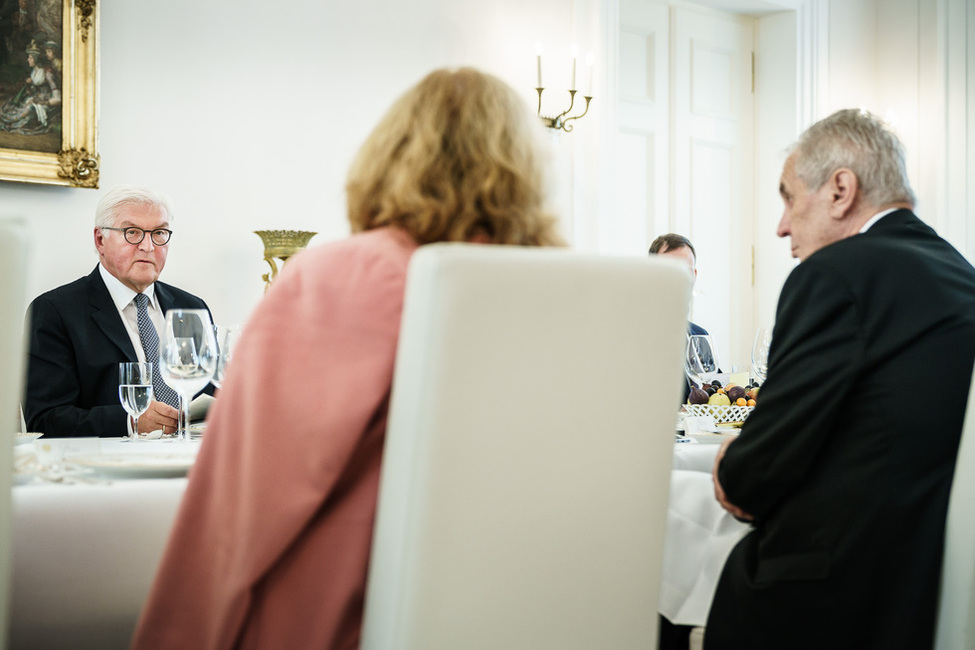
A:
98 264 166 361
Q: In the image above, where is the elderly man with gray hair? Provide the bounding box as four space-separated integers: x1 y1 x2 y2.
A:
706 109 975 649
24 185 214 438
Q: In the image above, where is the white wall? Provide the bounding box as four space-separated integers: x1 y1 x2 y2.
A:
820 0 975 261
753 10 798 329
3 0 598 327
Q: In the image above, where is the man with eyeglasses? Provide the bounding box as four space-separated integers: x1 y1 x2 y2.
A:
24 184 214 438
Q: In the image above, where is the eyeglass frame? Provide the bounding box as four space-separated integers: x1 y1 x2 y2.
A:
101 226 173 246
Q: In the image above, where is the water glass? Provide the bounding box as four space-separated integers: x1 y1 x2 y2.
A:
119 361 154 440
751 327 772 384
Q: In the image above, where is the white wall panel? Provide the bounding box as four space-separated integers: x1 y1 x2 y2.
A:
691 43 737 118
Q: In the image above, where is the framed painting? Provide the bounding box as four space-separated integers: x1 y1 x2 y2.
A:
0 0 98 188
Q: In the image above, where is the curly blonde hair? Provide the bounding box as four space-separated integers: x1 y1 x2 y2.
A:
346 67 563 246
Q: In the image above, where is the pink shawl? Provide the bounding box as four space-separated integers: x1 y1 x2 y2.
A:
132 226 418 649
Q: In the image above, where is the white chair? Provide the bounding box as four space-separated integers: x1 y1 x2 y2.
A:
361 244 692 650
0 218 31 650
934 361 975 649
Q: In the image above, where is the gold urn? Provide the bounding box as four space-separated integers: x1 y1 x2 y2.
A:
255 230 317 292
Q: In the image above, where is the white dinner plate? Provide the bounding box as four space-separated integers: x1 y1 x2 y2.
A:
13 472 37 485
71 453 195 479
688 431 738 444
15 432 43 446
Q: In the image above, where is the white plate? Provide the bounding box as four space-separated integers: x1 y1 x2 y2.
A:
13 472 37 485
71 453 195 479
15 432 43 446
688 431 738 444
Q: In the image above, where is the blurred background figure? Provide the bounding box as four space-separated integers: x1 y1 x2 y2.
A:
651 233 712 405
649 233 707 336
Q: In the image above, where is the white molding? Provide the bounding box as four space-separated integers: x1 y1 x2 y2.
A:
795 0 829 132
937 0 972 258
966 0 975 260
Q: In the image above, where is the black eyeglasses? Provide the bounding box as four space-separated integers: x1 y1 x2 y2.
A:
101 226 172 246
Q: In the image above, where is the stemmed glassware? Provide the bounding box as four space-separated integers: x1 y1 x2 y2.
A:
119 361 153 440
161 309 217 440
751 326 773 384
685 334 719 389
211 324 241 389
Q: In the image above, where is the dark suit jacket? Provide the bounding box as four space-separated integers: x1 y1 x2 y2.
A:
705 210 975 649
24 266 213 438
682 321 710 403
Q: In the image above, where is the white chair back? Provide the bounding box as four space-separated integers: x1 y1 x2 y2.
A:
935 361 975 649
361 244 692 649
0 218 30 650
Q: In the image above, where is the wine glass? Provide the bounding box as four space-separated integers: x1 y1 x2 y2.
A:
119 362 153 440
685 334 719 389
211 324 241 389
161 309 216 440
751 326 772 384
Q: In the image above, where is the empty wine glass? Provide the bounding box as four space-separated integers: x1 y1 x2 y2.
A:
685 334 719 389
119 362 153 440
161 309 216 440
211 324 241 389
752 326 772 384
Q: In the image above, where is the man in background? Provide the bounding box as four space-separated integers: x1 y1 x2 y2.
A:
650 233 708 336
651 233 710 408
24 185 213 438
708 109 975 648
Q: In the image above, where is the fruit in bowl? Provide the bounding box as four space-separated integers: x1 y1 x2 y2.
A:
685 380 760 424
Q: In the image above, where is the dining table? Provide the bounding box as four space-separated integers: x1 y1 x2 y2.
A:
8 430 748 649
665 435 751 627
9 436 199 650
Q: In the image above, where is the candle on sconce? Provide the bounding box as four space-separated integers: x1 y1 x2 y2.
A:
535 42 543 88
585 51 595 96
570 45 578 91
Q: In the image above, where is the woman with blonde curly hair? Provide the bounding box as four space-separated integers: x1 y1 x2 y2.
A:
133 67 561 650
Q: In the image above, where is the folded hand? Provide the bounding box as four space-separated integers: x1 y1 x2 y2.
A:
712 437 755 522
138 400 180 435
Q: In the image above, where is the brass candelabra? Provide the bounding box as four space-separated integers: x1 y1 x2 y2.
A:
536 88 592 132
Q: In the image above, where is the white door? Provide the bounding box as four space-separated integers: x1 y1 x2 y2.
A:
617 1 755 371
616 0 670 253
672 6 755 371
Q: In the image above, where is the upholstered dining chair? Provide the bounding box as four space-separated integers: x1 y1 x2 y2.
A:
934 361 975 649
0 217 31 646
361 243 692 649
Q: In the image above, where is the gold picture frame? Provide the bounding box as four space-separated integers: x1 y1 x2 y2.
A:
0 0 99 188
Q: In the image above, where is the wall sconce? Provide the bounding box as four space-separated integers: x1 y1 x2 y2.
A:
535 46 593 133
254 230 317 292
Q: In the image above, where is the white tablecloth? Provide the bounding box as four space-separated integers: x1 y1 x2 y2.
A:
662 442 751 626
9 439 196 650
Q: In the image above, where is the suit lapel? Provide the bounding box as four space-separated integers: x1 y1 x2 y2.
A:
87 266 138 359
155 282 174 314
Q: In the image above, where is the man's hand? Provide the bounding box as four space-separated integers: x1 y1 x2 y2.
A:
713 437 755 522
138 400 180 435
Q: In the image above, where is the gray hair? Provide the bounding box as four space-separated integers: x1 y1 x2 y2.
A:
94 185 175 228
792 108 916 208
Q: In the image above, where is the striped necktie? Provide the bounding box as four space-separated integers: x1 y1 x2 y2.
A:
134 293 180 407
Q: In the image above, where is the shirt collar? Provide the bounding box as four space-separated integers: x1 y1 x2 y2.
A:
858 208 900 234
98 263 156 310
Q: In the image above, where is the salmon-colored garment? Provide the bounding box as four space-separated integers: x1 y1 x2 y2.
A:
132 227 418 650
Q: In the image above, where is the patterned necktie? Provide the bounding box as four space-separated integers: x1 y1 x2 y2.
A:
134 293 180 407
